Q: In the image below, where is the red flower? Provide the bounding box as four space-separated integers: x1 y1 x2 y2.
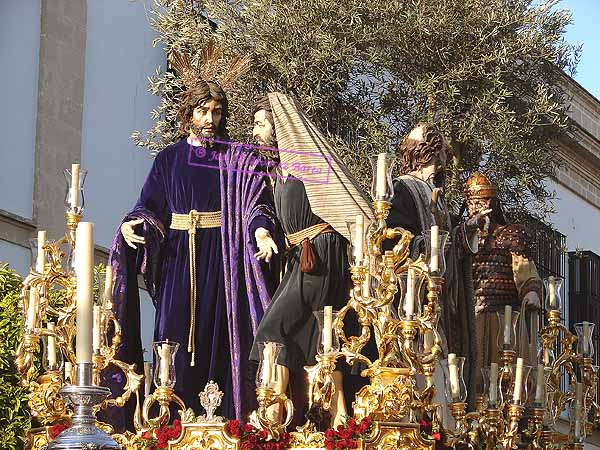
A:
347 418 357 430
432 432 442 441
357 417 371 434
226 419 241 438
258 429 268 440
243 423 255 433
340 428 355 440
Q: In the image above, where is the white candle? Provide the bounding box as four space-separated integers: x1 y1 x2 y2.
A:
26 288 39 330
159 343 171 385
404 268 416 317
575 382 583 439
47 322 57 368
489 363 499 406
104 265 113 302
93 305 102 353
543 347 551 365
75 222 94 364
70 163 80 209
362 272 370 298
144 361 152 396
582 321 590 356
353 215 364 263
548 276 556 309
64 361 73 382
430 225 439 273
423 330 434 352
37 230 47 273
448 353 459 398
503 305 512 346
375 153 387 198
323 306 333 353
513 357 524 402
535 364 545 405
260 342 274 385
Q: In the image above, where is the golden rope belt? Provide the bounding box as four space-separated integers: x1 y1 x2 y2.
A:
170 210 222 366
286 222 334 247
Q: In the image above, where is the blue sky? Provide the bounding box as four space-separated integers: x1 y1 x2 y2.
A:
562 0 600 100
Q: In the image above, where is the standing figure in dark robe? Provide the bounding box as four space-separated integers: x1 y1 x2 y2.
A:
108 57 280 426
248 93 373 427
464 172 542 391
387 123 490 408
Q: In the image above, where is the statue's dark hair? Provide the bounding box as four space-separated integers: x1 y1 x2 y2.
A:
252 95 274 128
177 80 229 138
397 123 450 174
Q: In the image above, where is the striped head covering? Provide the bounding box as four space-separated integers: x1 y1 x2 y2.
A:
268 92 374 240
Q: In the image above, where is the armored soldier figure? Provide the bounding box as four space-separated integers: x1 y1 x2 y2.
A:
465 172 542 390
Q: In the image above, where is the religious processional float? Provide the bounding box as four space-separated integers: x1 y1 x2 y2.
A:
15 160 600 450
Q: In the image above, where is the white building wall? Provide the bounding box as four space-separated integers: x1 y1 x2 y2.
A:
0 0 41 219
80 0 163 354
0 239 31 277
80 0 163 249
549 180 600 254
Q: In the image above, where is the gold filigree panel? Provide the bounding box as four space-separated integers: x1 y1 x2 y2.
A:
168 423 239 450
362 422 434 450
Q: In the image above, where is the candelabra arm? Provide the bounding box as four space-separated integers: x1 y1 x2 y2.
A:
256 387 294 440
501 404 524 450
142 386 186 430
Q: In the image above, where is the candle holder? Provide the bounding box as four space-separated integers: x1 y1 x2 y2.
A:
496 308 520 352
574 322 595 359
63 167 88 215
347 219 370 267
255 385 294 440
422 228 449 276
41 332 64 373
480 408 503 450
369 153 396 202
314 310 340 356
399 269 422 320
443 356 468 404
141 341 185 429
449 402 468 438
46 363 120 449
524 406 545 449
255 342 293 439
544 276 563 313
482 365 502 409
502 403 524 449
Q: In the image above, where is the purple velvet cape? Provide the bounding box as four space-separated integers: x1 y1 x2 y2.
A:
107 139 279 427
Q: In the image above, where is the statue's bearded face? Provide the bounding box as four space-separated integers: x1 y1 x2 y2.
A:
253 110 275 147
190 99 223 139
467 197 493 218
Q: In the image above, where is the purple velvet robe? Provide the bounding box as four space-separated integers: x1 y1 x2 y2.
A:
108 139 279 427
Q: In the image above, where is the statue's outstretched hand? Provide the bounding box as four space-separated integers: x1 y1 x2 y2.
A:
120 218 145 249
466 208 493 232
254 227 278 263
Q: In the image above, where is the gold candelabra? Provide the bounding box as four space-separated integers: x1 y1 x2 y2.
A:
18 158 600 450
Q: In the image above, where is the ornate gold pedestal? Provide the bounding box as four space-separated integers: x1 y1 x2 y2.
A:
361 422 433 450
